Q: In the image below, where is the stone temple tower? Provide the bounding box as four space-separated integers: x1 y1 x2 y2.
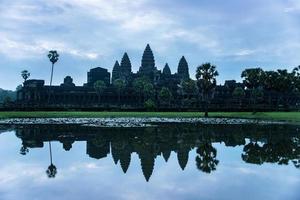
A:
177 56 190 81
138 44 156 79
111 60 120 83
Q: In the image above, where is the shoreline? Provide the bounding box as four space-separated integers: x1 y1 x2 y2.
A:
0 111 300 123
0 117 292 127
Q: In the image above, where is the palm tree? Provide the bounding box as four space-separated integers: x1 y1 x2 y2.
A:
196 63 219 117
47 50 59 103
47 50 59 86
94 80 107 103
46 141 57 178
195 142 219 173
21 70 30 82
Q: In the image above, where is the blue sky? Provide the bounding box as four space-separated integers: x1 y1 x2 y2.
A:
0 0 300 90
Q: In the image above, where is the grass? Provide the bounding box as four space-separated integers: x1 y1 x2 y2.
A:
0 111 299 122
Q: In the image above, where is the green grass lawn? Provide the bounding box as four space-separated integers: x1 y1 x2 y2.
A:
0 111 299 122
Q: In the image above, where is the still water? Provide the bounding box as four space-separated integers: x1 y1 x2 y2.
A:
0 123 299 200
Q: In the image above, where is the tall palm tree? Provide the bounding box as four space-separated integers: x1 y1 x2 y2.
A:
46 141 57 178
48 50 59 86
47 50 59 103
21 70 30 82
196 63 219 117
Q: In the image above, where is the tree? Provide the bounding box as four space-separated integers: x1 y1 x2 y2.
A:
47 50 59 103
132 77 154 105
143 82 154 101
159 87 172 107
232 87 245 106
241 68 265 112
241 68 265 89
251 87 264 113
196 143 219 173
21 70 30 82
179 79 197 108
94 80 107 103
196 63 219 117
113 79 125 105
144 99 156 111
133 77 145 105
181 79 197 95
47 50 59 86
46 141 57 178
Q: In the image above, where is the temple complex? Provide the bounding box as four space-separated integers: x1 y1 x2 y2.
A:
15 44 300 110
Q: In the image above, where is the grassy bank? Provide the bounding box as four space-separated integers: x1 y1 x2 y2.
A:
0 111 299 122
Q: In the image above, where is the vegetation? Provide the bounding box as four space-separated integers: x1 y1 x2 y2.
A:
113 79 125 104
232 87 245 106
21 70 30 82
0 88 17 104
94 80 107 102
159 87 172 107
0 112 299 122
47 50 59 86
196 63 219 117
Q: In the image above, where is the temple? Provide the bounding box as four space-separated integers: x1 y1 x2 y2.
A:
16 44 300 110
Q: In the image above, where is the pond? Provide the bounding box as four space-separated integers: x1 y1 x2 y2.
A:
0 123 299 200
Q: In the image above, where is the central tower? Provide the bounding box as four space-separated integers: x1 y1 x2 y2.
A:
138 44 156 79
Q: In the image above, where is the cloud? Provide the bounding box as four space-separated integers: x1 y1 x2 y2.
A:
1 0 300 89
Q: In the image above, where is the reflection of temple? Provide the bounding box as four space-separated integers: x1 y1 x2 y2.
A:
9 124 300 181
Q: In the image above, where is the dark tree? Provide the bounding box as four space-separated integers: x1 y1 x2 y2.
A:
159 87 172 107
113 79 125 105
232 87 245 106
196 63 219 117
47 50 59 86
94 80 107 103
46 141 57 178
47 50 59 103
196 143 219 173
241 68 265 113
21 70 30 82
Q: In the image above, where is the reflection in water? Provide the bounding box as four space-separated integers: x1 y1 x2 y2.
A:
46 141 57 178
3 123 299 181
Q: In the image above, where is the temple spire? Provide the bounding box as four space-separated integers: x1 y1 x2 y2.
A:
139 44 155 77
112 60 120 83
177 56 190 80
120 52 132 73
163 63 171 76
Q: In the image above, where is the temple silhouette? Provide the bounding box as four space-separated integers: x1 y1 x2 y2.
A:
5 123 299 181
15 44 300 110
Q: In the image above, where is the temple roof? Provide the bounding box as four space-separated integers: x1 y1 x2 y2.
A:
177 56 190 80
163 63 171 75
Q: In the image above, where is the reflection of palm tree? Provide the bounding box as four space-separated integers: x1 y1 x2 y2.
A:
46 141 57 178
20 144 29 155
196 143 219 173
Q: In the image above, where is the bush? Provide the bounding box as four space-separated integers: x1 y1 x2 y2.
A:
144 99 156 111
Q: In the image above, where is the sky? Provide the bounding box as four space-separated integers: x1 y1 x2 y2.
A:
0 0 300 90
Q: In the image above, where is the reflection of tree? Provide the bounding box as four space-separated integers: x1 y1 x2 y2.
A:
196 143 219 173
46 164 57 178
242 142 264 165
46 141 57 178
242 137 300 168
12 123 300 181
20 144 29 155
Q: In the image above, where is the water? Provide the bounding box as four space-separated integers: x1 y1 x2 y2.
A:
0 123 299 200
